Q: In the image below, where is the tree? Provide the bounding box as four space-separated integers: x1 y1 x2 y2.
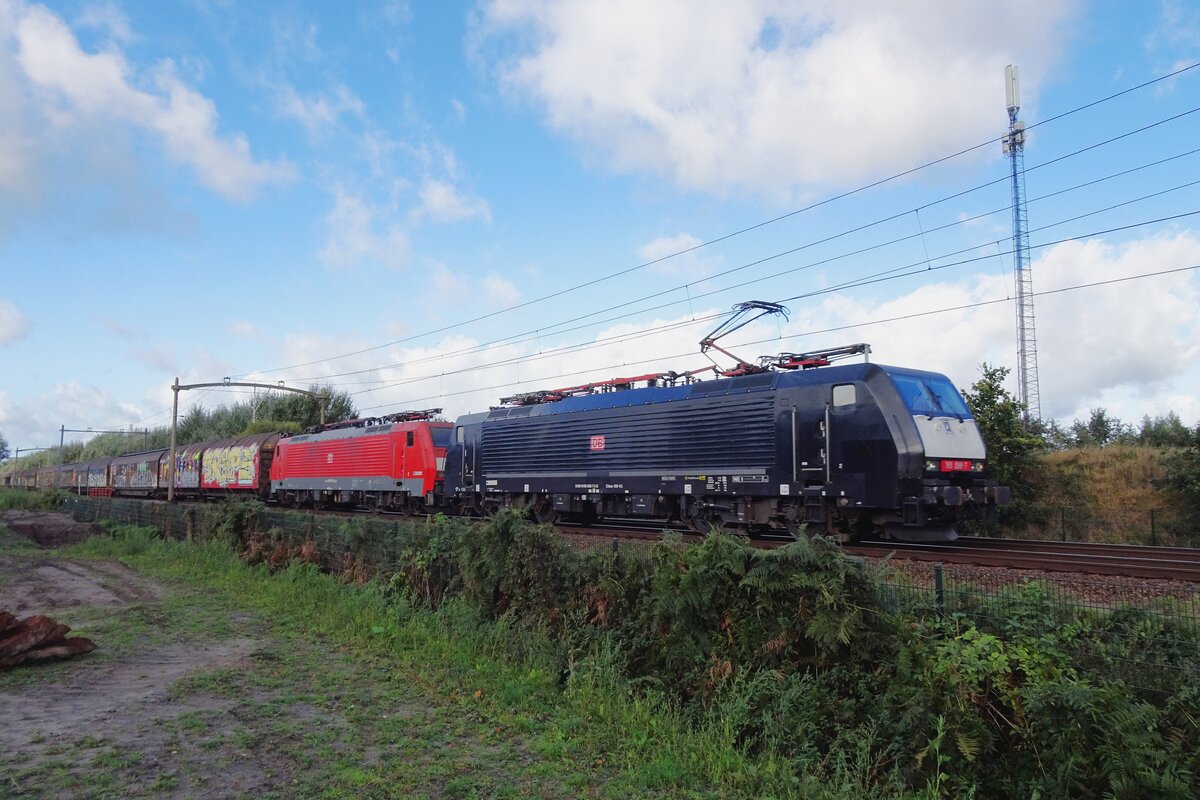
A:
0 431 8 462
1137 412 1195 448
1069 407 1132 447
256 385 356 432
960 364 1045 511
1156 439 1200 534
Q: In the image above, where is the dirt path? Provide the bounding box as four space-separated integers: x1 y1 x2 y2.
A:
0 521 584 799
0 545 306 798
0 555 162 614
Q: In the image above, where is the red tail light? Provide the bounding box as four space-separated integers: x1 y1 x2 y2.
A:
939 459 982 472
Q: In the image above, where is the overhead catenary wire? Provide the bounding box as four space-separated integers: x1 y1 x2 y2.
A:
355 262 1200 413
26 63 1200 448
317 205 1200 400
329 202 1200 402
237 61 1200 380
288 139 1200 386
333 208 1200 402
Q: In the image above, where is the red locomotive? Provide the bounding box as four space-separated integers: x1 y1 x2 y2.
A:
269 410 452 513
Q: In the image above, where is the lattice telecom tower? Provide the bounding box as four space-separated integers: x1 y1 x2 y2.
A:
1003 64 1041 423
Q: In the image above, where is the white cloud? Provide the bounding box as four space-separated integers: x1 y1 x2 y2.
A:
257 313 719 420
1147 1 1200 60
411 178 491 223
229 320 259 338
103 318 177 371
75 1 136 45
0 297 29 343
768 231 1200 421
639 233 723 278
275 83 364 135
319 189 411 270
429 263 467 295
483 275 520 307
3 380 151 449
0 1 38 199
477 0 1078 197
1031 233 1200 414
420 265 518 311
11 2 292 202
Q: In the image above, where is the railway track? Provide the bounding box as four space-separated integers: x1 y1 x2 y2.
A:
847 537 1200 582
558 521 1200 582
164 499 1200 583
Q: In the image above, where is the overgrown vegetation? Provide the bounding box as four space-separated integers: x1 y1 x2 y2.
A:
56 500 1200 798
0 385 355 473
0 487 67 510
957 363 1200 543
961 364 1046 526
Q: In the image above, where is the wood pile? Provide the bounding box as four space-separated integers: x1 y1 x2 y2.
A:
0 610 96 669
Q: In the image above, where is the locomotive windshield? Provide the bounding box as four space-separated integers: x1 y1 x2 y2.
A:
889 372 972 418
430 426 453 448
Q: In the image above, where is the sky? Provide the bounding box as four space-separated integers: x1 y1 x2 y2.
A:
2 0 1200 455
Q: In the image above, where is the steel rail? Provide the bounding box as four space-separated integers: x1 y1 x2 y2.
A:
849 540 1200 582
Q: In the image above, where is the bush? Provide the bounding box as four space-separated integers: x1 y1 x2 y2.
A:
203 498 265 549
0 488 69 510
58 495 1200 797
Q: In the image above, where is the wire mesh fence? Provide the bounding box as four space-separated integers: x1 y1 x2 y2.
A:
879 562 1200 695
963 505 1198 547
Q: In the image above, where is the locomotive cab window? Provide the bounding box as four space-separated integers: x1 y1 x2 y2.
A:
832 383 856 409
456 426 464 443
889 372 971 418
406 431 414 447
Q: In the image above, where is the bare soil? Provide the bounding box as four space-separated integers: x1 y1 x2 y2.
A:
0 548 300 797
0 510 102 547
0 555 162 615
0 517 570 799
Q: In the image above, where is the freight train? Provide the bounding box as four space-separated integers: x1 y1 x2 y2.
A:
3 345 1009 541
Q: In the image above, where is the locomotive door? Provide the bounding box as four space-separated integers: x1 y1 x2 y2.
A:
458 425 475 487
824 382 859 492
400 430 414 482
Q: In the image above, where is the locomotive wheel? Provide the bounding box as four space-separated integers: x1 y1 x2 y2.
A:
783 516 805 539
686 512 721 535
566 502 599 526
531 500 560 525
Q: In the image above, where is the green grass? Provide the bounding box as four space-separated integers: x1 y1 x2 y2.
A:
0 524 947 798
0 488 67 511
0 529 708 797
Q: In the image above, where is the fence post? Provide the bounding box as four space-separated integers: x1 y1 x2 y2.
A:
1150 509 1157 546
934 563 944 611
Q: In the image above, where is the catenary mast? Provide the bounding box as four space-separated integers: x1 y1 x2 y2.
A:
1003 64 1041 423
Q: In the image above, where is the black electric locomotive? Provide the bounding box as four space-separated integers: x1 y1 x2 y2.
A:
444 357 1008 541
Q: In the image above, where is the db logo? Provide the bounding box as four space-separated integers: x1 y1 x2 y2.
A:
589 435 606 451
326 453 334 464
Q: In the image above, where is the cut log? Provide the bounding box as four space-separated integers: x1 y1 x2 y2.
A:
0 637 96 668
0 611 96 670
0 615 70 659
